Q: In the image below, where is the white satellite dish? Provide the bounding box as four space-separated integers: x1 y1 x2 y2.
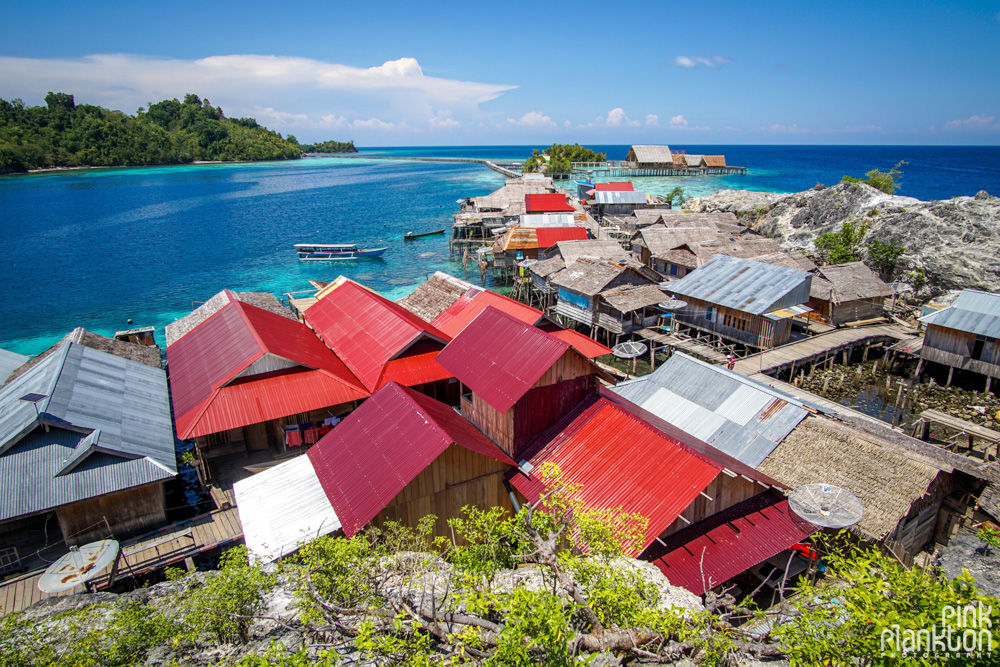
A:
657 298 688 311
37 540 120 593
612 341 647 359
788 484 864 529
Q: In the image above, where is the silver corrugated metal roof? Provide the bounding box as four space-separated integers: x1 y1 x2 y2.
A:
0 349 29 385
919 289 1000 338
519 213 577 228
0 343 176 521
665 254 812 315
609 352 807 468
593 190 649 205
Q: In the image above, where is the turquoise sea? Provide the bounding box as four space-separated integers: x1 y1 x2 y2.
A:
2 145 999 357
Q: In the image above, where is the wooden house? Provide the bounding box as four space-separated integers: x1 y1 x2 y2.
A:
166 291 370 491
595 284 670 336
625 145 674 167
918 289 1000 391
509 388 816 595
807 261 893 326
703 155 727 168
435 307 609 461
657 237 790 277
492 226 587 263
234 382 516 562
0 340 176 569
588 189 652 220
665 255 813 350
549 258 661 331
632 227 725 275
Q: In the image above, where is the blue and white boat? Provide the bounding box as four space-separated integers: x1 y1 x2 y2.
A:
294 243 389 260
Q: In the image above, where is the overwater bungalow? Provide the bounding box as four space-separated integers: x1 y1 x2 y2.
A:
492 226 588 265
806 261 893 326
595 284 671 336
0 338 176 575
664 255 813 350
549 257 661 333
625 145 675 167
918 289 1000 391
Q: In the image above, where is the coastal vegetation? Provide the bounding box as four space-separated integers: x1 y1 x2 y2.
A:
299 139 358 153
3 467 998 665
840 160 908 195
0 93 302 173
522 143 607 174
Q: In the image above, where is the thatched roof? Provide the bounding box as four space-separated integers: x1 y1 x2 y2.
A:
978 481 1000 522
546 240 629 263
550 257 656 296
811 262 894 303
496 227 538 252
758 416 943 542
703 155 727 167
627 145 674 164
599 284 669 313
683 155 706 167
3 327 161 386
637 227 724 256
754 251 818 273
529 257 566 279
470 178 554 212
663 238 787 269
165 290 296 347
654 212 740 228
397 272 475 323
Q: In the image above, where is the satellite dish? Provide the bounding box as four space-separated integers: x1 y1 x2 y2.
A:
658 299 688 311
612 341 647 359
37 540 120 593
788 484 864 529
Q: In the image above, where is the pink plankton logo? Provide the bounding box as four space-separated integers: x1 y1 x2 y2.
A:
880 602 994 658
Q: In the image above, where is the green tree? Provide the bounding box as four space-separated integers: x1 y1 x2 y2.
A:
866 238 906 280
815 220 870 264
841 160 908 194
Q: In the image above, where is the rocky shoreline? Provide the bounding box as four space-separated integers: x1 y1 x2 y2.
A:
683 183 1000 297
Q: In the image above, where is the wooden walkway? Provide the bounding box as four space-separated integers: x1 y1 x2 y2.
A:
0 507 243 617
912 410 1000 457
636 328 729 365
731 324 916 378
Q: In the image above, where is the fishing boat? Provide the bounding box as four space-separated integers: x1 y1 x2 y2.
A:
294 243 388 260
403 229 446 240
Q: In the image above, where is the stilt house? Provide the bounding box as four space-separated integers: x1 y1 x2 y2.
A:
918 289 1000 391
549 258 661 331
234 382 515 562
806 262 893 326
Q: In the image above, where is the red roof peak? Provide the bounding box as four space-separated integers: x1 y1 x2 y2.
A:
307 382 513 536
525 193 575 213
595 182 634 191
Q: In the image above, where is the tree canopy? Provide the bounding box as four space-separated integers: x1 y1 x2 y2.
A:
0 93 306 173
522 143 607 174
299 139 358 153
840 160 908 194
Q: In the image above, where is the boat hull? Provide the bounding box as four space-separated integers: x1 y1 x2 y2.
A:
296 246 388 260
404 229 446 240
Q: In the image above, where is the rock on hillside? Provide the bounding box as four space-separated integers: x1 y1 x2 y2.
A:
684 183 1000 296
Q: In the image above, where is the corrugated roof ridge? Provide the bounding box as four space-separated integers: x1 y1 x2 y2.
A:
40 342 74 418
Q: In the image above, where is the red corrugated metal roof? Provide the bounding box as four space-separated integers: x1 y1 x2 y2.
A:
375 351 453 390
525 193 574 213
167 296 368 439
542 327 612 359
536 227 588 248
595 182 635 191
645 494 816 595
436 307 571 414
509 396 720 555
307 382 513 536
304 280 451 391
432 289 544 338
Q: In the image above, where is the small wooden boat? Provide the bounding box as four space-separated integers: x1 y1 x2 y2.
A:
294 243 388 260
404 229 446 240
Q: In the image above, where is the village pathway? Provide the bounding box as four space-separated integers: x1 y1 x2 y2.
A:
731 324 917 377
0 507 243 617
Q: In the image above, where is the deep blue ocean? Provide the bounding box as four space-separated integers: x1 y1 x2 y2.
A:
1 145 998 357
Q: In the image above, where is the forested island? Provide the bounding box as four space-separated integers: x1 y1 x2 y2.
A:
523 143 607 174
0 93 319 173
299 139 358 153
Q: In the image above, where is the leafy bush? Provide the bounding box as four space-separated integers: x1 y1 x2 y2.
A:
866 238 906 280
185 545 274 644
814 220 870 264
841 160 908 194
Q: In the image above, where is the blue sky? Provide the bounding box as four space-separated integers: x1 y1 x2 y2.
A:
1 0 998 145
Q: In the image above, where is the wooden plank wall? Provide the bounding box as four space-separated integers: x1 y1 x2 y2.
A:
56 483 167 546
659 473 763 538
461 392 515 457
513 375 596 456
374 445 514 540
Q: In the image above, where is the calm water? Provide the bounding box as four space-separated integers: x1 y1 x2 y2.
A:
2 145 998 357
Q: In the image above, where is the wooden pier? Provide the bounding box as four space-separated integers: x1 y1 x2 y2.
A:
911 410 1000 457
0 507 243 617
635 327 729 366
731 324 916 378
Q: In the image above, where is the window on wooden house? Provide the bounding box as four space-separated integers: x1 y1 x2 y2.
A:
973 335 996 361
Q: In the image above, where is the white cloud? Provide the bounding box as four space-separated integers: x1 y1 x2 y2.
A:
564 120 572 128
755 123 811 134
506 110 555 127
823 124 883 133
668 114 688 127
943 114 1000 132
600 107 640 127
429 110 460 129
645 114 659 126
670 55 731 69
0 53 515 139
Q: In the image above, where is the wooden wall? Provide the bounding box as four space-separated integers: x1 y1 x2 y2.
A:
673 298 791 349
56 483 167 546
658 472 764 539
373 444 514 541
807 297 884 326
922 324 1000 379
461 391 515 457
514 375 597 456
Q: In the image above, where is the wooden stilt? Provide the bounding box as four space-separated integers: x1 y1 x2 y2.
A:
946 366 955 387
